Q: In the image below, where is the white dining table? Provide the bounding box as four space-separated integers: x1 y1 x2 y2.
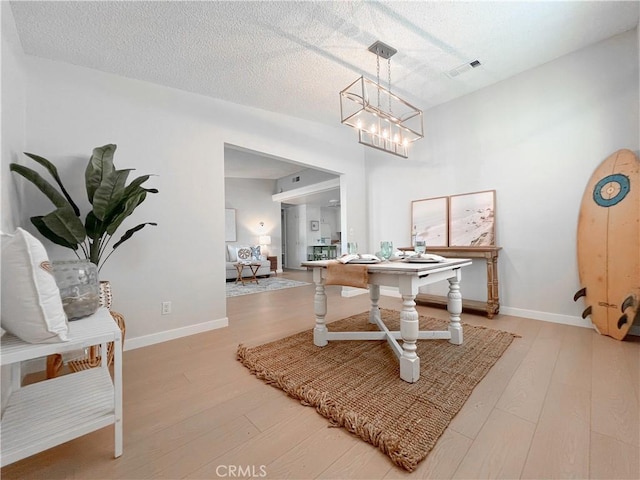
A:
301 258 472 383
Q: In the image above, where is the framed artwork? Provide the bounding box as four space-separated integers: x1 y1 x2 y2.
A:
310 220 320 231
449 190 496 247
225 208 236 242
411 196 449 247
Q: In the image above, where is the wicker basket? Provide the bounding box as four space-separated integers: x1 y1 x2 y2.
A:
67 311 125 372
99 280 113 309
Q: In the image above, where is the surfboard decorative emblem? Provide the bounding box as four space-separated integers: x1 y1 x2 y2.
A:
593 173 630 207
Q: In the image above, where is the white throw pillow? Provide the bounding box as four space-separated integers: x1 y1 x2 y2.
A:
1 228 69 343
227 244 237 262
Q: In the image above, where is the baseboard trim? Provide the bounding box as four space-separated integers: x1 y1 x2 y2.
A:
499 306 592 329
378 290 594 329
124 317 229 351
341 287 369 297
342 286 401 298
20 317 228 375
380 286 401 298
377 288 640 336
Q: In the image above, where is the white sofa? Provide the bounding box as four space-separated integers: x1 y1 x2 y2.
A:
226 244 271 280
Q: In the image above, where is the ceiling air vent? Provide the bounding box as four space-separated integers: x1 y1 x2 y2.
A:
446 60 482 79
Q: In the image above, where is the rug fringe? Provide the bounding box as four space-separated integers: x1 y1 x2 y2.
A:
236 343 418 471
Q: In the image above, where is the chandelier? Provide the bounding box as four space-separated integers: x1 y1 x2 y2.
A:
340 41 423 158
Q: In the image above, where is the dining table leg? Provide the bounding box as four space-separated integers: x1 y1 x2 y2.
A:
398 278 420 383
448 270 463 345
369 284 380 324
312 267 328 347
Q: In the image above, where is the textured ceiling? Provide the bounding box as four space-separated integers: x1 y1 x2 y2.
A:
8 1 639 189
11 1 639 127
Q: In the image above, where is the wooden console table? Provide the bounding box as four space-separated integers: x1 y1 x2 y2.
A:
401 246 501 318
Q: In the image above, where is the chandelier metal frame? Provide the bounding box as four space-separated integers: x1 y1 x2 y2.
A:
340 41 423 158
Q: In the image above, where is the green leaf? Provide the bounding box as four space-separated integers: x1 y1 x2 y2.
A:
97 181 149 235
85 144 116 204
23 152 80 216
92 169 133 221
41 207 87 245
10 164 71 209
112 222 157 250
31 216 79 250
122 174 152 197
84 211 106 239
105 190 147 235
89 238 101 266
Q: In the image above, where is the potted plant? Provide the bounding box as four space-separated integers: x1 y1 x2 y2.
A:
10 144 156 375
10 143 158 272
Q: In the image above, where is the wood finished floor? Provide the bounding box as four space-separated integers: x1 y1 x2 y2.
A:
2 269 639 480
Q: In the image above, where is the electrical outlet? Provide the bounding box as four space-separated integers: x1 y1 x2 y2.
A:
161 301 172 315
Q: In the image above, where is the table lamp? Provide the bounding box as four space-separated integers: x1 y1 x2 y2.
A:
259 235 271 256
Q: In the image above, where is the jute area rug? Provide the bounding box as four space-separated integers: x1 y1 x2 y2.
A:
225 277 310 297
237 308 517 472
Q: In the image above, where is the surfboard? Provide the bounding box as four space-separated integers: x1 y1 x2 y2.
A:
575 149 640 340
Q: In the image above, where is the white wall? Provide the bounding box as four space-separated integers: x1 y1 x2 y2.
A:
283 204 310 269
305 204 321 247
1 0 28 411
320 206 340 242
366 29 639 326
8 52 366 347
1 2 25 233
225 177 281 265
276 168 337 193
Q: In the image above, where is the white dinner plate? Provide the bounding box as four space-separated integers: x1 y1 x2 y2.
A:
347 259 381 264
403 257 443 263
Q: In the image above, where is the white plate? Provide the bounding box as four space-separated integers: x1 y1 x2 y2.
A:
347 259 381 264
403 257 442 263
